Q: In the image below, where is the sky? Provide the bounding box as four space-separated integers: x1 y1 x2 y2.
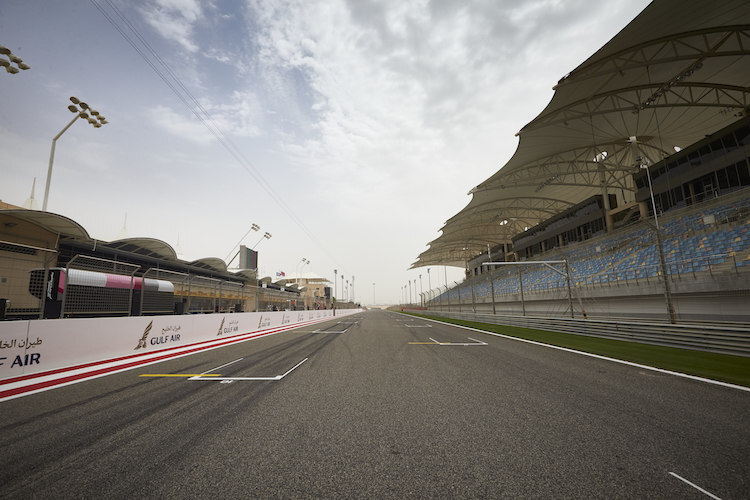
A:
1 0 652 305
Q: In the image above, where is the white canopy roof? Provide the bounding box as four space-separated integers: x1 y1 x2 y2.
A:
412 0 750 268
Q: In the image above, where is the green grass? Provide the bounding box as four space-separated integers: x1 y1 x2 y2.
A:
402 312 750 388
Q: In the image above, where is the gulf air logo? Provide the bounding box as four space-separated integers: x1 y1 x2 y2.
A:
134 321 153 350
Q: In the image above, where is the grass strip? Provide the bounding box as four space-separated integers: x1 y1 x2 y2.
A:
403 312 750 388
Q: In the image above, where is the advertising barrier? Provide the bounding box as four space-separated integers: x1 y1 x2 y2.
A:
0 309 362 401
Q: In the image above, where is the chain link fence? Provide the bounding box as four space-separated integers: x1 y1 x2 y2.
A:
1 250 305 319
0 240 57 320
185 275 250 314
142 268 187 315
61 255 140 318
257 285 297 311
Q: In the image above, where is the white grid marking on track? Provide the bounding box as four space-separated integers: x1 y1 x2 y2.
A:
669 472 722 500
188 358 308 382
427 337 487 346
392 312 750 393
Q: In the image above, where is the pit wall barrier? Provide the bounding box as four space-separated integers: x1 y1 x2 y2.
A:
0 309 362 399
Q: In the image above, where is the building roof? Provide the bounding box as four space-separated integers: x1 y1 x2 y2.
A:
0 209 91 240
232 269 258 281
105 238 178 260
190 257 228 273
0 209 257 285
412 0 750 268
281 272 331 284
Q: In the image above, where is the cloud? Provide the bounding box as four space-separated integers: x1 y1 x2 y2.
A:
242 1 522 201
152 105 214 144
138 0 203 52
225 0 653 269
204 47 232 63
151 90 264 143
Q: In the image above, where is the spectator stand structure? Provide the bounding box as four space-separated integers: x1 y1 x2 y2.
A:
411 0 750 325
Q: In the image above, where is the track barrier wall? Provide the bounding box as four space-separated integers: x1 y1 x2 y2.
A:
0 309 362 399
403 308 750 357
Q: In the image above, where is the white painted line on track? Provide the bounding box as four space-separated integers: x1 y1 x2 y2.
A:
1 314 352 402
428 336 486 346
393 312 750 393
279 358 309 378
409 337 487 346
669 472 722 499
405 324 432 328
200 358 244 375
189 358 308 382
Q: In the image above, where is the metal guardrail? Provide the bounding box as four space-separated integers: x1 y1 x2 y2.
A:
404 309 750 357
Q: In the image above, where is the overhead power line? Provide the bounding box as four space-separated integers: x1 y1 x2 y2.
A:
89 0 344 270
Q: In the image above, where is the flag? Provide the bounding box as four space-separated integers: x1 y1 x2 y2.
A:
276 271 286 277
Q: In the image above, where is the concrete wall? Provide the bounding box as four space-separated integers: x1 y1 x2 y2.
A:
0 308 362 383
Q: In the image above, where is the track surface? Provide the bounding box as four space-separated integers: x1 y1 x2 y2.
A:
1 310 748 498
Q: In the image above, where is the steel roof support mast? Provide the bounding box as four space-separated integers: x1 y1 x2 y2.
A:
487 244 496 315
639 158 677 324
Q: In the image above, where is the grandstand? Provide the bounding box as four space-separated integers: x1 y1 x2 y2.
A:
431 188 750 321
412 0 750 324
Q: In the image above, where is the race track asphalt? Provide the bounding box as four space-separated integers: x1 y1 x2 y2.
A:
1 309 748 498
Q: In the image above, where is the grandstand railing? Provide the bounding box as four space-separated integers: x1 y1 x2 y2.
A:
426 253 746 298
573 253 744 289
429 222 748 302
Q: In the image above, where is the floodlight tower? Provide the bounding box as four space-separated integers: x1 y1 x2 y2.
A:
43 96 108 211
295 258 307 285
224 223 260 266
253 231 272 249
0 45 30 74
